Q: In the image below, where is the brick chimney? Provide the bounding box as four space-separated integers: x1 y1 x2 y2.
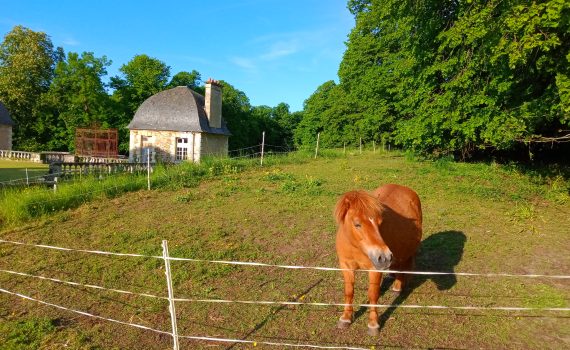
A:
205 78 222 129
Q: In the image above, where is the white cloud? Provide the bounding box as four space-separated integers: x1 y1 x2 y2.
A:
62 37 80 46
230 56 257 71
260 40 299 60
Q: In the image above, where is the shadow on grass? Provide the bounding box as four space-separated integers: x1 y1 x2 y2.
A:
354 230 466 329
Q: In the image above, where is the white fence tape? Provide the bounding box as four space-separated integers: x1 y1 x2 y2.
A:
0 269 163 299
2 238 569 279
0 287 171 335
0 287 371 350
2 235 569 350
0 239 149 258
164 256 570 279
2 269 568 313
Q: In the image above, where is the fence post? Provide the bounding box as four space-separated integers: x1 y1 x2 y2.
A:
343 142 346 156
162 240 179 350
147 151 151 191
53 177 58 193
373 141 376 153
261 131 265 166
359 137 362 154
26 168 29 186
314 132 320 159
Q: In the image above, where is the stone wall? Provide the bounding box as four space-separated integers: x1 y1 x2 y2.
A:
129 129 228 163
129 130 178 163
200 133 229 159
0 125 12 150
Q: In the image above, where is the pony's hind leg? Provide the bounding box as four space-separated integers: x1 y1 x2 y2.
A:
367 271 382 335
392 256 415 293
337 269 355 328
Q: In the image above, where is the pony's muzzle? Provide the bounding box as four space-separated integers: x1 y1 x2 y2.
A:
368 249 393 270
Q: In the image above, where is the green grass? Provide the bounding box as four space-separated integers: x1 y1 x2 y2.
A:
0 150 568 349
0 159 48 182
0 318 56 350
0 152 339 229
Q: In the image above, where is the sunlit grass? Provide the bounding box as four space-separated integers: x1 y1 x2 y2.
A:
0 150 568 349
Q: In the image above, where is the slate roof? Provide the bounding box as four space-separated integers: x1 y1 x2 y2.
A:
127 86 230 136
0 101 13 126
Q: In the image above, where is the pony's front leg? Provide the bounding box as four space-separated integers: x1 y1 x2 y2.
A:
337 269 355 328
367 271 382 335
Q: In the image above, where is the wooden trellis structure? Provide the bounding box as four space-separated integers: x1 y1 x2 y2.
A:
75 128 118 158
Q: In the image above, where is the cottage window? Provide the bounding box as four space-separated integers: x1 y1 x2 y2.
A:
176 137 189 161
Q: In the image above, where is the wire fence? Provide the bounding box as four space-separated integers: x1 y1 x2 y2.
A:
1 134 374 207
3 138 565 348
0 140 321 219
0 142 267 189
1 238 569 350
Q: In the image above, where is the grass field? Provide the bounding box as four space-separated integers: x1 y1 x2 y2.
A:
0 159 48 182
0 151 569 349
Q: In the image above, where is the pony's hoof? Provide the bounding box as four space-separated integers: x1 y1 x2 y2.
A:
337 319 352 329
391 286 402 294
367 326 380 336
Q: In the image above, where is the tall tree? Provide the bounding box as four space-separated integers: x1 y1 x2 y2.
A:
271 102 300 148
218 80 255 150
168 70 201 90
295 80 358 148
38 52 112 150
304 0 569 159
110 54 171 152
0 25 60 150
395 0 570 157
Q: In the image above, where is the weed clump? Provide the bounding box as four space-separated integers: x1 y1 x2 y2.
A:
0 318 56 349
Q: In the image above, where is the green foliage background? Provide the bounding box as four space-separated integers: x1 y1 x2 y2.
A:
1 0 569 160
296 0 570 159
0 27 299 154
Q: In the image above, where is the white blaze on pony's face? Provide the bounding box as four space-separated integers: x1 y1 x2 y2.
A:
335 191 393 270
349 212 392 270
365 216 393 270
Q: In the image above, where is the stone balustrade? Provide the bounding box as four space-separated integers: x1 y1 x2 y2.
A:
0 150 129 164
0 150 41 162
48 162 152 180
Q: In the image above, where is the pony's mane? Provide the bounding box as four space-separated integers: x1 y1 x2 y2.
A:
334 190 383 224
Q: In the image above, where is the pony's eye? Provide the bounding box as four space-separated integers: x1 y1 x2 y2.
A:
354 222 362 229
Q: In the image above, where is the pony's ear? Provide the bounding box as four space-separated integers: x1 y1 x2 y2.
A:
334 195 350 224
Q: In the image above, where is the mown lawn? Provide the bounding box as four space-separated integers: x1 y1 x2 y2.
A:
0 151 568 349
0 159 48 182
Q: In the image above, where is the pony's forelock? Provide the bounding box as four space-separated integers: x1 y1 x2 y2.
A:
334 190 383 224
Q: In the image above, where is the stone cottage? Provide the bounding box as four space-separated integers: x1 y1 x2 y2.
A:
127 79 230 163
0 101 13 150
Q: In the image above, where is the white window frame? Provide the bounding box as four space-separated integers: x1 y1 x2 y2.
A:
175 137 189 161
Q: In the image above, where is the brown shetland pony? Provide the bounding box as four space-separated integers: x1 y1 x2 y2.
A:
334 184 422 335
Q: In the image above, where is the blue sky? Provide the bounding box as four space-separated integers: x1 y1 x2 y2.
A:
0 0 354 112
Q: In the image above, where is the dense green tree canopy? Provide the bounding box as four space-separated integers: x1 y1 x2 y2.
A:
0 25 297 154
0 25 61 150
38 52 113 150
168 70 201 90
296 0 570 159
